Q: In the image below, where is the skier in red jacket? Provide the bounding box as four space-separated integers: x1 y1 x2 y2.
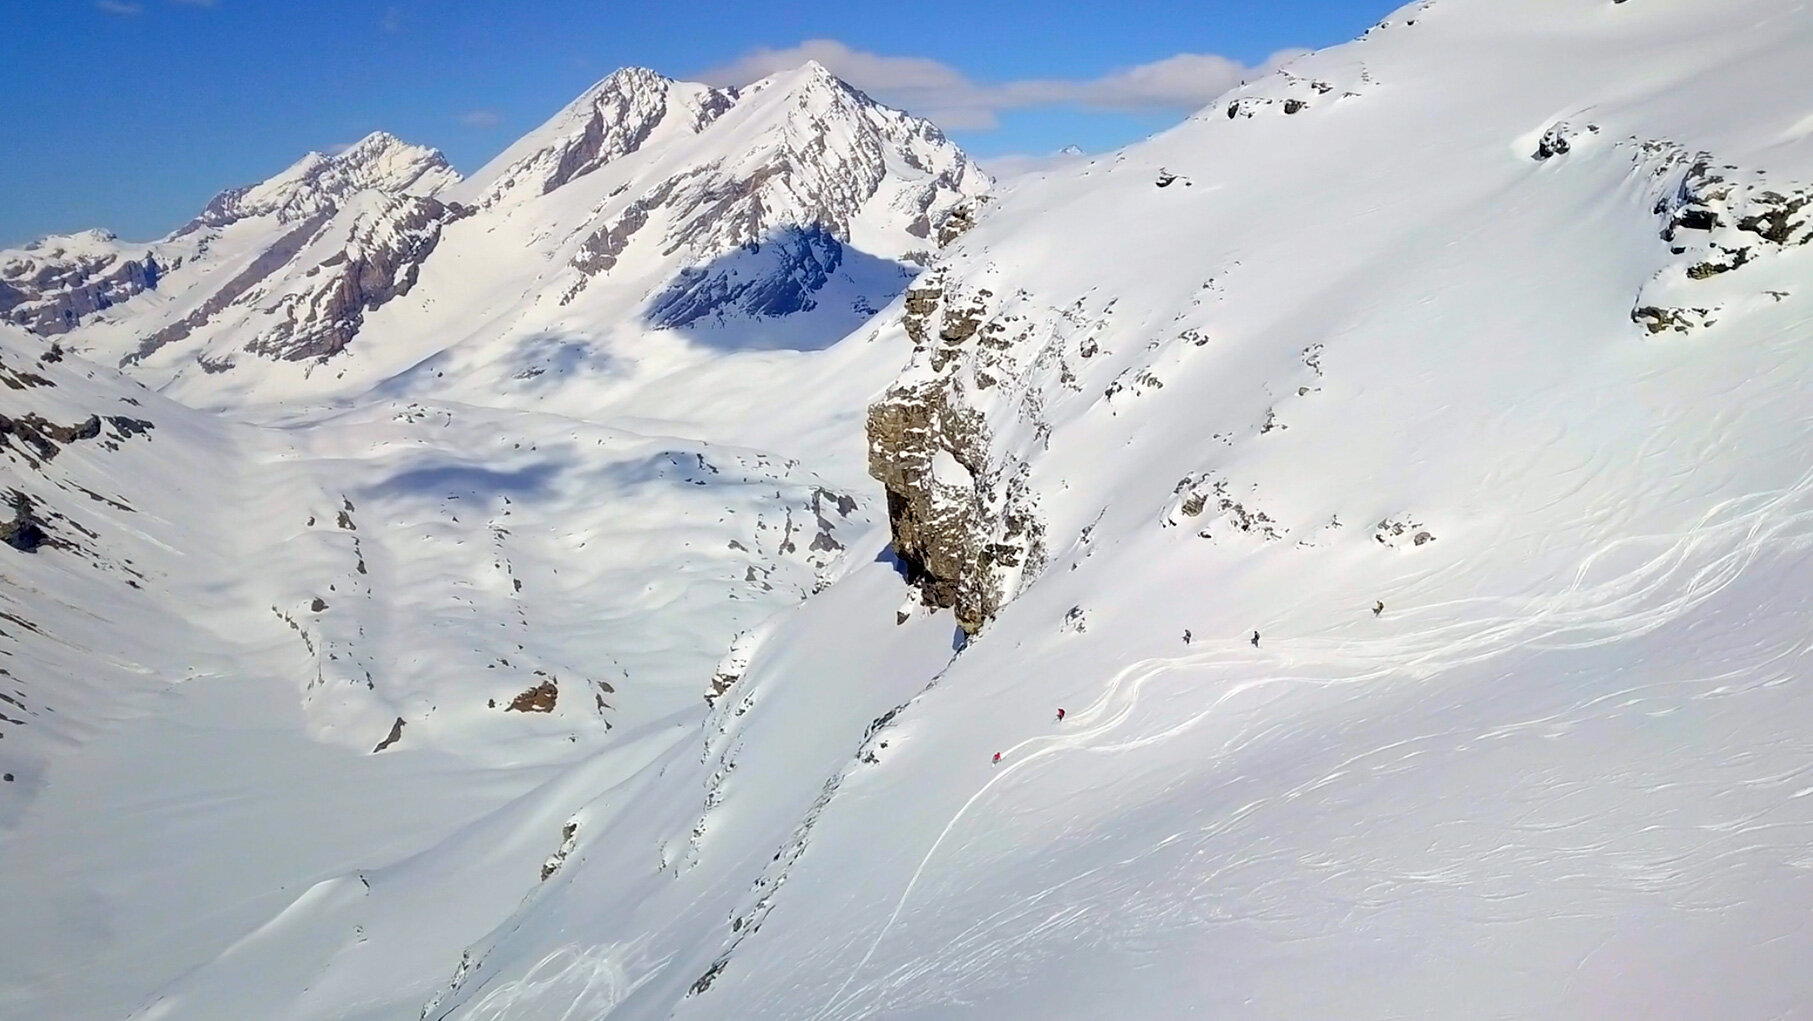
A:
1056 707 1066 722
993 752 1002 765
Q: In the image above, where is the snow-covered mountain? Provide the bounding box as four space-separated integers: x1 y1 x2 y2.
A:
7 3 1813 1020
8 62 985 410
0 132 462 354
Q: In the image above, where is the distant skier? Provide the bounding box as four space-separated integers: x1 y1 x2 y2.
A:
1373 600 1385 618
1183 629 1193 644
1056 708 1066 722
1250 630 1261 648
993 752 1002 765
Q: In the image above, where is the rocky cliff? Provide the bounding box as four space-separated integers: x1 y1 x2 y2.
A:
0 231 164 337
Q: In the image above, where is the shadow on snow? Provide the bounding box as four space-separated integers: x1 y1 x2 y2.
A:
643 225 920 353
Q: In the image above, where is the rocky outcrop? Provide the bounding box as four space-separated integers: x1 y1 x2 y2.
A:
541 69 734 195
0 412 104 465
506 679 558 713
1 491 49 553
370 717 405 753
867 275 1045 633
934 196 990 248
1223 69 1348 119
568 198 657 280
1624 142 1811 336
1532 120 1598 161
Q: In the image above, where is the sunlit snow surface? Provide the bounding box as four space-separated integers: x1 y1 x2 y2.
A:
7 1 1813 1019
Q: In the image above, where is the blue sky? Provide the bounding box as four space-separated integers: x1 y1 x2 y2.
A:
0 0 1402 245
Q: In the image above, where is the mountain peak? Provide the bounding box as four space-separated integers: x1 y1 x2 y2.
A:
457 64 736 204
181 131 456 230
794 58 838 82
747 59 858 100
591 64 675 93
335 130 415 160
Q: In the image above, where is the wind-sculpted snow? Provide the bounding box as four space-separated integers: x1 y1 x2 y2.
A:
9 1 1813 1019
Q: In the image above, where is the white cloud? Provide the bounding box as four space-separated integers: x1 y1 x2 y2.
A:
699 40 1306 131
458 110 503 129
96 0 144 14
998 50 1312 110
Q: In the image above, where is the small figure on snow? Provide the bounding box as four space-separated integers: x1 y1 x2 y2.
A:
1373 600 1385 618
1056 708 1067 722
1183 629 1193 644
1250 630 1261 648
993 752 1002 765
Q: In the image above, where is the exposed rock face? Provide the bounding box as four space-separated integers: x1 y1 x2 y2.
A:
2 132 461 365
126 215 334 364
1622 141 1812 336
464 67 738 206
1 491 49 553
867 273 1045 633
0 412 106 465
0 232 164 337
934 196 990 248
371 717 405 753
537 69 734 196
540 822 579 881
705 630 760 706
244 194 470 361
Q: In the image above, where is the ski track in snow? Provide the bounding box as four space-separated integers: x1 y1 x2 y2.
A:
819 465 1813 1017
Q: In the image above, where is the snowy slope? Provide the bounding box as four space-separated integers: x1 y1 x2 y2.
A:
0 60 981 1021
7 2 1813 1020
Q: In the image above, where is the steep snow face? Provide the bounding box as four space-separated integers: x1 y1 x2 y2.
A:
868 0 1813 634
10 4 1813 1021
47 63 986 410
0 326 247 826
